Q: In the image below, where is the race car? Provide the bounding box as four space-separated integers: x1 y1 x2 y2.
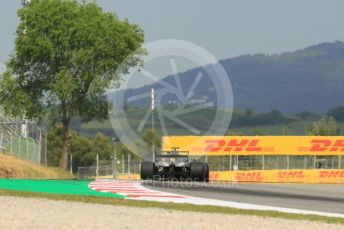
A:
140 148 209 181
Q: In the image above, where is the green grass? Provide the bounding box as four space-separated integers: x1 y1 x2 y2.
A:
0 188 343 225
0 179 124 198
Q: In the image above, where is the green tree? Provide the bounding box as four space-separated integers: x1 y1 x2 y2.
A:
282 125 289 135
327 106 344 122
225 130 243 136
141 129 162 148
295 111 319 120
244 108 253 117
47 124 118 172
91 132 114 161
0 0 144 170
252 128 265 136
305 116 339 136
47 123 64 166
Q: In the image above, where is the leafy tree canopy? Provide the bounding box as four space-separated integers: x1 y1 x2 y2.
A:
327 106 344 123
305 116 339 136
0 0 145 169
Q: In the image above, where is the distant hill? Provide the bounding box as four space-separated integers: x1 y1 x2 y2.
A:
117 41 344 115
223 41 344 114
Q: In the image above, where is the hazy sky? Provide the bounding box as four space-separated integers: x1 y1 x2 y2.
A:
1 0 344 64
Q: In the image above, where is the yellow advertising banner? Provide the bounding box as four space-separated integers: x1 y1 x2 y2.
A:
162 136 344 155
111 170 344 183
209 169 344 184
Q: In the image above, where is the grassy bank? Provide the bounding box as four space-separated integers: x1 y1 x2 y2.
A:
0 153 73 179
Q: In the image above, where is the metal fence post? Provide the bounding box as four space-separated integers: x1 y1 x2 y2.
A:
237 155 239 170
287 155 290 169
44 131 48 165
38 130 42 164
122 154 125 173
339 155 342 169
222 156 225 171
313 155 316 169
112 156 115 178
33 138 36 162
10 135 13 154
18 137 21 158
26 137 29 160
70 154 73 174
0 134 3 149
96 154 99 178
229 155 232 171
128 154 131 174
113 144 117 175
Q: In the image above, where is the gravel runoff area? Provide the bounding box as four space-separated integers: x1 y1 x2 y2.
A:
0 196 343 230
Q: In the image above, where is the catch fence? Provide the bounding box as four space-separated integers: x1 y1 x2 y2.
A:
77 155 344 179
207 155 344 171
0 110 47 164
77 160 141 179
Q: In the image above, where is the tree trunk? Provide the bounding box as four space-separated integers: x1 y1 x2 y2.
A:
59 118 70 170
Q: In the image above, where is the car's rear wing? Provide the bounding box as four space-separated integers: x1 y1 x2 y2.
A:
155 154 189 158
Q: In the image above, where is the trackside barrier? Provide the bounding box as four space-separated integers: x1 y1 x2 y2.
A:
89 174 140 180
77 165 140 180
162 136 344 156
116 174 140 180
210 169 344 184
110 169 344 184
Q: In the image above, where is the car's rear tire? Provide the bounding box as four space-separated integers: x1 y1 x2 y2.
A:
190 162 204 181
190 162 209 182
140 161 155 180
203 163 209 182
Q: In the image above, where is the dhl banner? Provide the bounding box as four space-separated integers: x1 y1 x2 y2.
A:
112 170 344 183
162 136 344 155
209 169 344 184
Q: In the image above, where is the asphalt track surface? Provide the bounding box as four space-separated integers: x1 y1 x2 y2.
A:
143 181 344 214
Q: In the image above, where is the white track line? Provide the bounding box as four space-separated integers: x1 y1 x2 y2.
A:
89 180 187 198
89 180 344 218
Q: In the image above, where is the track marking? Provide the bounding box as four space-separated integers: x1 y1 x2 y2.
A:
89 180 187 198
89 180 344 218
